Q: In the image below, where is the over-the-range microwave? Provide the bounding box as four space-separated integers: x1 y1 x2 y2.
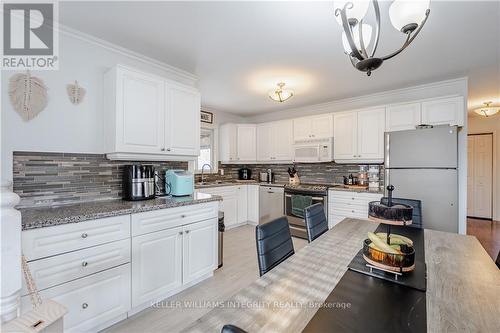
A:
293 138 334 163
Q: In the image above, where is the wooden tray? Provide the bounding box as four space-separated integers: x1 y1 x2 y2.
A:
368 215 413 226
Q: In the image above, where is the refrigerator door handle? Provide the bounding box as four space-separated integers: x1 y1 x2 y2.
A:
385 132 390 168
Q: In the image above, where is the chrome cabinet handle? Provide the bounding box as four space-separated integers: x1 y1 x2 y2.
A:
82 261 88 267
81 233 88 239
179 231 183 235
166 148 171 152
82 303 88 309
185 230 190 234
181 214 186 218
161 148 165 151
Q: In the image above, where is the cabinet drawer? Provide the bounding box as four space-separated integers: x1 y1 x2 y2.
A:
22 215 130 261
329 206 368 219
22 239 130 295
132 202 218 236
21 264 131 333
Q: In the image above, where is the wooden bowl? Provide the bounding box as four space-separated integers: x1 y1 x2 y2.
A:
362 239 415 272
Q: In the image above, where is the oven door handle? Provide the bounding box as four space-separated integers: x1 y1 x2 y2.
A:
285 194 324 201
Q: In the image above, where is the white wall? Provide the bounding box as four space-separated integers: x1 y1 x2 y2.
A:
468 115 500 221
1 28 197 182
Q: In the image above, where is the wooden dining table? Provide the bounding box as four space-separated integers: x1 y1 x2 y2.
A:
183 218 500 333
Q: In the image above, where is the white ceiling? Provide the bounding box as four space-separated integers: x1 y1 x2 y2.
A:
60 1 500 115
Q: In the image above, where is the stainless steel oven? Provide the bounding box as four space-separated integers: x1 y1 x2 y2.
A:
284 184 328 239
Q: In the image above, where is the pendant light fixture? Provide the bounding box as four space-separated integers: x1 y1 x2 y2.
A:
334 0 431 76
268 82 294 103
474 102 500 117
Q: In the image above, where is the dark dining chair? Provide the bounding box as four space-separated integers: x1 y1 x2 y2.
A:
381 197 422 228
221 324 247 333
496 250 500 269
304 203 329 243
255 216 295 276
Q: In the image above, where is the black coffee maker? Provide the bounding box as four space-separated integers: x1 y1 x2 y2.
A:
238 168 252 180
123 165 156 201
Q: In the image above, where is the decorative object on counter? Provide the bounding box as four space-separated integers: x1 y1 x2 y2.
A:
333 0 430 76
364 185 415 274
357 165 369 187
287 167 300 185
66 80 86 105
268 82 294 103
474 101 499 117
9 71 48 121
200 110 214 124
367 165 380 189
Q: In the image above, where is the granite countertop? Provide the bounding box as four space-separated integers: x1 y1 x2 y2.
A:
184 219 500 333
328 185 384 194
195 181 286 189
20 192 221 231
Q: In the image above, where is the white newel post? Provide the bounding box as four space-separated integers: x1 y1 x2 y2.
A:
0 180 21 323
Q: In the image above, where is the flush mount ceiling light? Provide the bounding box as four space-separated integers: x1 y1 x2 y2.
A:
268 82 294 103
474 102 500 117
334 0 431 76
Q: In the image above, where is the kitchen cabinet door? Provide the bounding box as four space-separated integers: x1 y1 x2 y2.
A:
237 125 257 161
116 67 165 154
247 185 259 224
237 186 248 224
183 219 217 284
165 82 201 156
334 112 358 160
272 120 293 161
131 226 183 307
421 96 464 126
357 108 385 161
310 114 334 139
386 103 421 132
293 118 312 141
257 123 273 161
219 124 237 163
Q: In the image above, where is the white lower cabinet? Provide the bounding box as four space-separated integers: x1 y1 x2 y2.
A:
196 186 242 228
328 190 383 228
237 186 248 224
183 219 218 284
247 185 259 224
21 264 131 333
131 226 183 307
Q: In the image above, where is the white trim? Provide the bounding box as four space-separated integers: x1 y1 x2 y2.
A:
58 24 198 85
106 153 197 162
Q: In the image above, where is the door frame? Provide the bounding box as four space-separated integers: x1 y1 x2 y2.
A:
467 132 495 220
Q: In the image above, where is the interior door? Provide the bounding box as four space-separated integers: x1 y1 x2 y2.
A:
470 134 493 219
357 108 385 160
334 112 357 160
118 69 165 153
467 136 475 216
183 219 217 283
165 82 201 156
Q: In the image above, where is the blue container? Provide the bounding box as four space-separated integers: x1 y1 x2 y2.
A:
165 170 193 196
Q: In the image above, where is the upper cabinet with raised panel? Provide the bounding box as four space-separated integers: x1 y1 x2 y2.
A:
104 65 200 160
334 108 385 163
293 114 333 141
386 96 464 132
219 124 257 163
257 120 293 162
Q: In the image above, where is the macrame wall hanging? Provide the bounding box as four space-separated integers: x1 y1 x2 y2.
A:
66 80 86 105
9 71 48 121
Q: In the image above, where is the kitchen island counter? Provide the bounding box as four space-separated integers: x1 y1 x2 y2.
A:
184 219 500 333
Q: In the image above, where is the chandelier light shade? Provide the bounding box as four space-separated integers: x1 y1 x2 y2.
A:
474 102 500 117
268 82 294 103
333 0 431 76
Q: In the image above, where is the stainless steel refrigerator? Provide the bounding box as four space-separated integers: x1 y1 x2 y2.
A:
385 126 458 233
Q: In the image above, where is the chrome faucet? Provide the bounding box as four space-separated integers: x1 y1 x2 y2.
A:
201 164 213 184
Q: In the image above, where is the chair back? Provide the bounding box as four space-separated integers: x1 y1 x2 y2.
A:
304 203 329 243
496 250 500 269
381 197 422 228
221 324 247 333
255 216 295 276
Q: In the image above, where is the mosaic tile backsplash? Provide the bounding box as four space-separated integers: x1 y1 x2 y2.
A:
13 152 187 208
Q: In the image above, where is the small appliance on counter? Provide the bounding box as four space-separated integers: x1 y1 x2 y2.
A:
238 168 252 180
165 170 194 196
287 167 300 185
259 169 274 183
123 164 156 201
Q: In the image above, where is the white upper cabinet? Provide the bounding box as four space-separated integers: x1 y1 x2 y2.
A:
257 120 293 162
421 96 464 126
165 82 200 156
219 124 257 162
386 96 464 132
293 114 333 141
386 102 421 132
333 112 357 160
236 124 257 161
334 108 385 163
104 65 200 160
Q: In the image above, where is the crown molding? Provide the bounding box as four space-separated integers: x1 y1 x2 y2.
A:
58 24 198 84
246 77 468 122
